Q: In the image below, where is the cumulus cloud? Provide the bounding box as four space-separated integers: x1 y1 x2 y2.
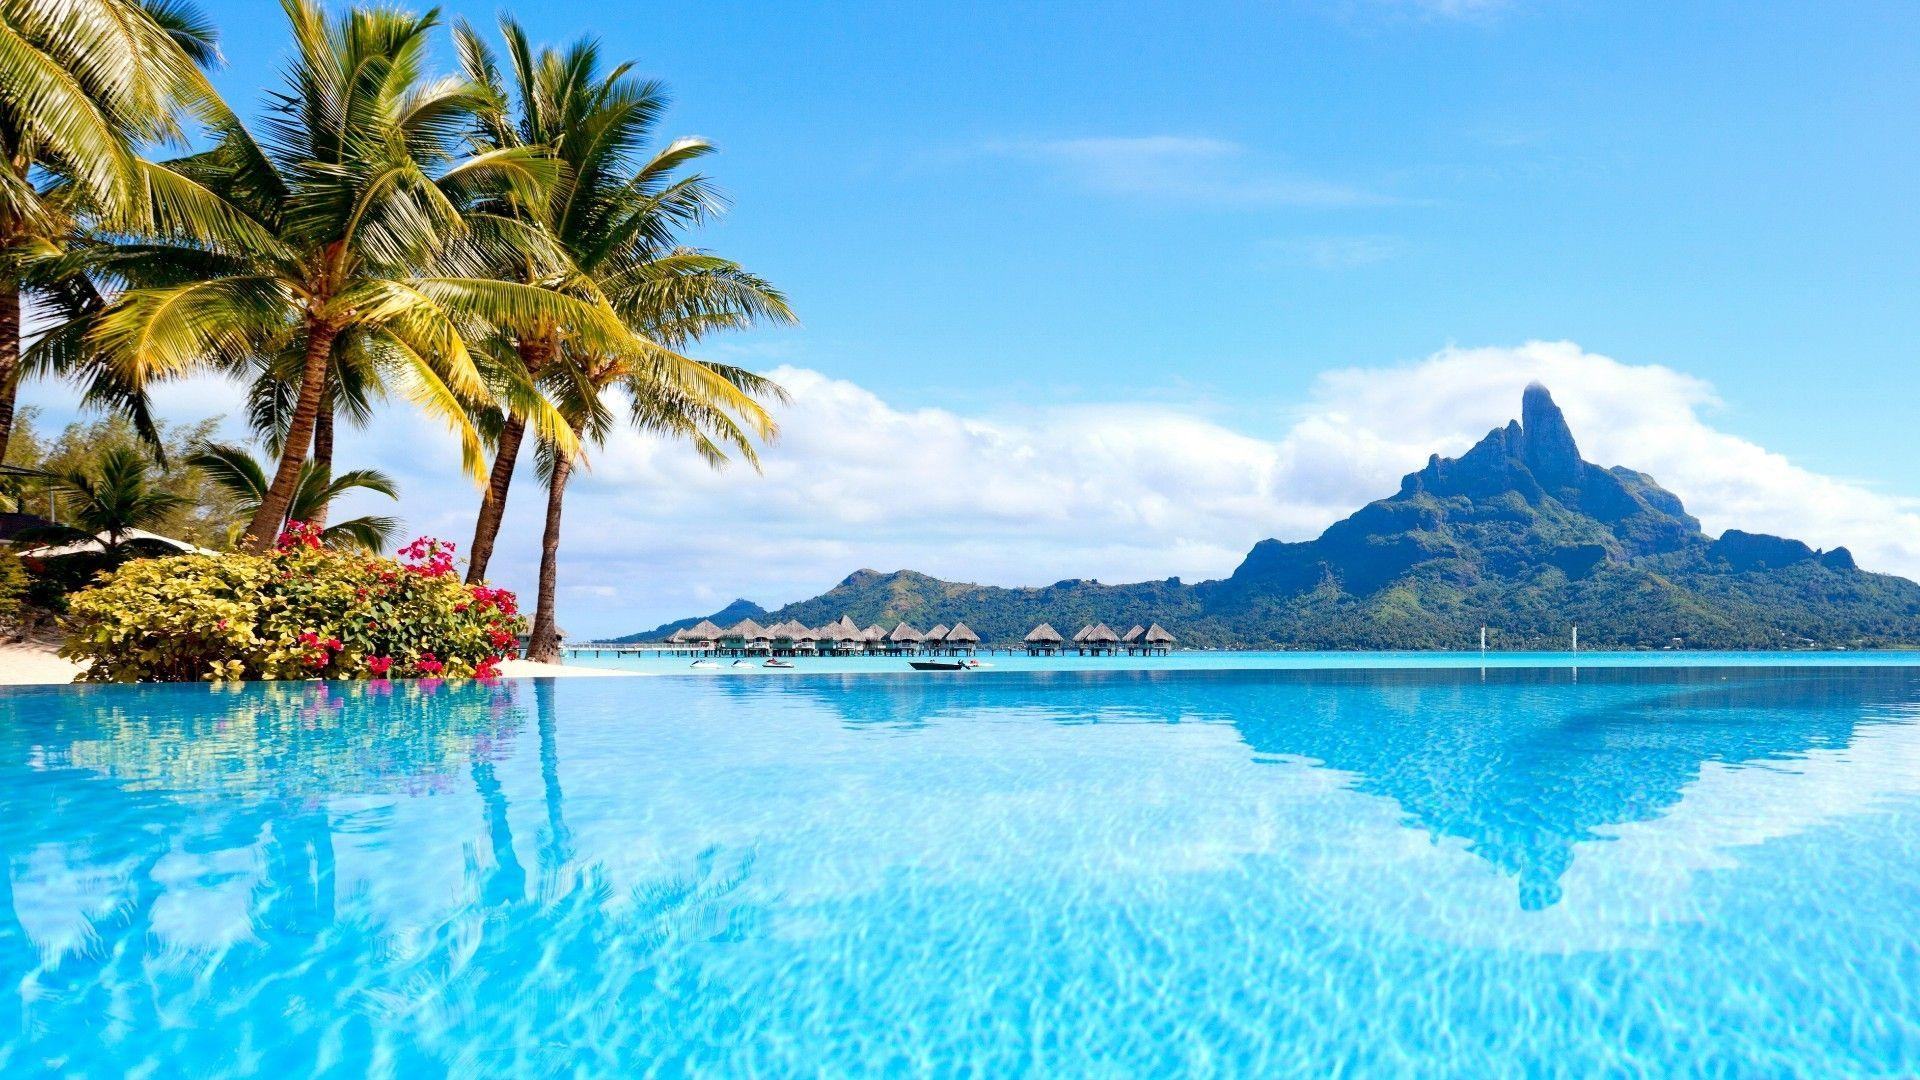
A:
26 341 1920 637
980 136 1392 208
359 341 1914 636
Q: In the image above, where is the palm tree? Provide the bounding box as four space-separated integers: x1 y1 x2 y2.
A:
452 19 794 585
185 442 400 551
0 0 224 463
83 0 630 554
36 445 187 551
526 356 780 662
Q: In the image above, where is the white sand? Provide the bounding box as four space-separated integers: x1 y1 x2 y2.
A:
0 642 635 686
0 643 85 685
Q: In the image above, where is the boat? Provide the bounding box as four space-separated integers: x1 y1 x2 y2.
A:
732 659 756 667
764 658 795 669
690 659 718 669
909 660 968 671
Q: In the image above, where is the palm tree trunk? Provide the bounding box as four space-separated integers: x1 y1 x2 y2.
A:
244 323 337 552
465 413 525 584
304 385 334 529
0 286 19 466
466 339 552 584
527 449 571 663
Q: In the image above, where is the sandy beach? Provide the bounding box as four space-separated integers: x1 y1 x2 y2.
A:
0 642 636 686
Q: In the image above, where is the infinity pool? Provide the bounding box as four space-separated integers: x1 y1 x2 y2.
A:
4 666 1920 1074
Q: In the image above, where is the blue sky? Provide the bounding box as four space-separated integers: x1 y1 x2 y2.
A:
182 0 1919 467
34 0 1920 633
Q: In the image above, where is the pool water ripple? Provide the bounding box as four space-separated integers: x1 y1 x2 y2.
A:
2 666 1920 1074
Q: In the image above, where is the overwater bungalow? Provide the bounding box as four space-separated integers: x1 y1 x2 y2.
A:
1072 625 1093 647
1024 623 1065 656
724 618 771 654
863 624 888 653
1122 625 1146 652
829 618 866 655
945 622 981 656
1144 624 1175 655
924 625 950 652
1081 623 1121 656
888 623 925 655
790 622 821 655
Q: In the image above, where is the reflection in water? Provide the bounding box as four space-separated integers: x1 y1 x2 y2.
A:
0 679 760 1073
705 666 1912 907
0 666 1917 1073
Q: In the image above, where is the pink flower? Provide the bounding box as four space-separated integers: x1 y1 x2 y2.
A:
276 521 323 550
367 656 393 676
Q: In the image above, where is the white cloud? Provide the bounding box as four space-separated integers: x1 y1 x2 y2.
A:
981 136 1392 208
24 341 1920 638
379 341 1917 636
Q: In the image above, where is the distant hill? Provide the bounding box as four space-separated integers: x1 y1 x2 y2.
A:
621 385 1920 650
610 598 768 644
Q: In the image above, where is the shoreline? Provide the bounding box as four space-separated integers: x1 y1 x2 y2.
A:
0 642 641 687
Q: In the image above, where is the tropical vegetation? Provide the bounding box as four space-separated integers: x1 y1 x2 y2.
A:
60 527 525 682
0 0 787 676
186 442 400 551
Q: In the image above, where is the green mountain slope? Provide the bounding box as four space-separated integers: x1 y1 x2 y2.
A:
628 385 1920 649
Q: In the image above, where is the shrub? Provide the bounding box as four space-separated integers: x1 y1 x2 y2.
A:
60 526 526 683
20 549 129 613
0 550 27 624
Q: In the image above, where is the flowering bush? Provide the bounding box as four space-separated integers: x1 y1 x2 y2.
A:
59 530 526 683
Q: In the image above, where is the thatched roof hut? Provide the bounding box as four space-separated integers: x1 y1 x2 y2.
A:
889 623 924 643
946 622 981 645
1122 625 1146 644
1025 623 1064 644
862 624 887 642
1145 624 1175 645
1072 625 1093 643
831 618 864 643
1085 623 1120 644
727 619 768 640
686 620 724 642
924 624 950 643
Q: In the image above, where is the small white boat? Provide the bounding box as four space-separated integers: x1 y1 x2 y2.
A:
690 659 718 669
732 659 756 668
764 658 795 669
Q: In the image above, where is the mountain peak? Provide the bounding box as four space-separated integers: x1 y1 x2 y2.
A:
1520 383 1582 487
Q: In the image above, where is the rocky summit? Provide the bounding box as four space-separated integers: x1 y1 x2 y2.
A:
638 386 1920 649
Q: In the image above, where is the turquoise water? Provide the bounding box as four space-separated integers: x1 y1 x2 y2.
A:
5 664 1920 1074
565 645 1920 675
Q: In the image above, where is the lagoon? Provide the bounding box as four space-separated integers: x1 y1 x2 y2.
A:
4 663 1920 1073
563 645 1920 675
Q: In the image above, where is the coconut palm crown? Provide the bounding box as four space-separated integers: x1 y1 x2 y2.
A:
452 16 794 584
79 0 646 552
0 0 225 463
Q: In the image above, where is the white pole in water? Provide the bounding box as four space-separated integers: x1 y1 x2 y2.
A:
1480 626 1487 653
1571 626 1579 652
